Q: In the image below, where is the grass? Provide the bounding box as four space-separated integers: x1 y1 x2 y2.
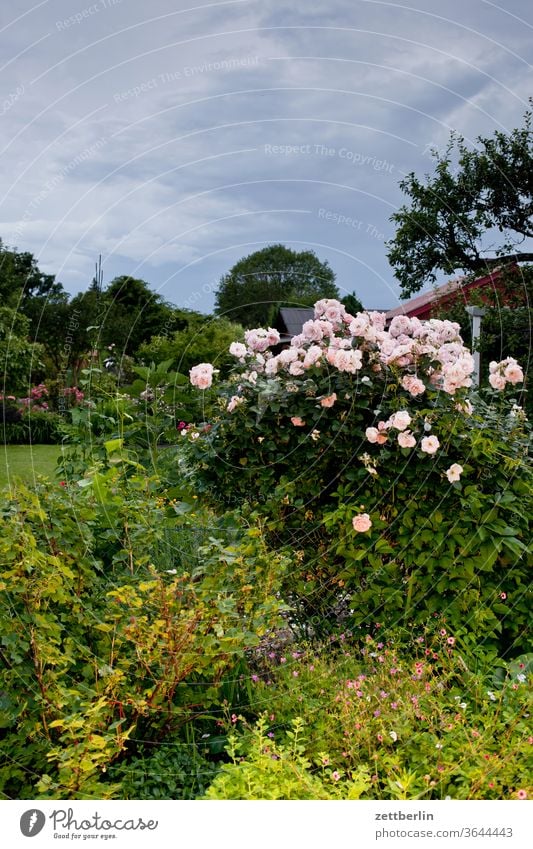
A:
0 444 61 490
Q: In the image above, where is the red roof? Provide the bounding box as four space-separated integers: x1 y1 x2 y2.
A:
385 268 509 321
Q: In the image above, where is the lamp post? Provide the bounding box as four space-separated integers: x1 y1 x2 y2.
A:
465 306 486 387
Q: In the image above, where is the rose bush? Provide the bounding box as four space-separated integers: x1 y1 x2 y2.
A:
187 299 531 652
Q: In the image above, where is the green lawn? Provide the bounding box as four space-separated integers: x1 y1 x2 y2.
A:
0 444 61 490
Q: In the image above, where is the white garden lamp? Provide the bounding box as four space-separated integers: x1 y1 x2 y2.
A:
465 306 486 387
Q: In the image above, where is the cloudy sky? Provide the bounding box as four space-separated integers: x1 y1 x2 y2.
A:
1 0 532 312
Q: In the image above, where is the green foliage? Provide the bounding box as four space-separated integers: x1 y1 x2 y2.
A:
0 239 63 309
204 715 371 799
341 290 364 315
215 244 339 327
0 307 44 393
2 408 63 444
139 314 244 379
388 103 533 296
109 741 218 799
233 630 532 800
0 470 289 798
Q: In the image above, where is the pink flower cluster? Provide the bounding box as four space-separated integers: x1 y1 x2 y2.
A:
30 383 48 400
190 303 525 452
195 300 477 395
365 409 442 454
488 358 524 391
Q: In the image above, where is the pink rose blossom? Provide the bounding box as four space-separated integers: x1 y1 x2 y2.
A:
289 360 306 376
279 348 299 365
366 427 379 443
302 319 325 342
398 430 416 448
489 372 506 390
504 361 524 384
229 341 247 359
389 410 411 431
333 348 363 373
389 315 413 337
291 416 305 426
352 513 372 532
244 327 280 352
421 435 440 455
303 345 323 368
446 463 463 483
349 314 370 337
314 298 345 324
189 363 215 389
320 393 337 408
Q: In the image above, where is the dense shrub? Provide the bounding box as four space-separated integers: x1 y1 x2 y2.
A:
0 466 289 799
2 409 63 444
187 300 532 651
205 629 532 800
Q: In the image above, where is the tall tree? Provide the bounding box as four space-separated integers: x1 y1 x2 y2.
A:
215 244 339 327
0 239 64 306
387 103 533 298
100 276 175 355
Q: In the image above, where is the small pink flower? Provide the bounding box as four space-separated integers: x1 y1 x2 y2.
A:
291 416 305 426
389 410 411 431
447 637 455 646
504 361 524 384
398 430 416 448
365 426 379 443
352 513 372 533
229 341 247 359
320 393 337 408
517 789 528 799
402 374 425 396
446 463 463 483
500 592 507 600
227 395 244 412
332 770 341 781
489 372 506 390
421 435 440 455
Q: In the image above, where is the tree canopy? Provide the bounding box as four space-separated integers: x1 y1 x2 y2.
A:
387 104 533 297
0 239 64 307
214 244 339 327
